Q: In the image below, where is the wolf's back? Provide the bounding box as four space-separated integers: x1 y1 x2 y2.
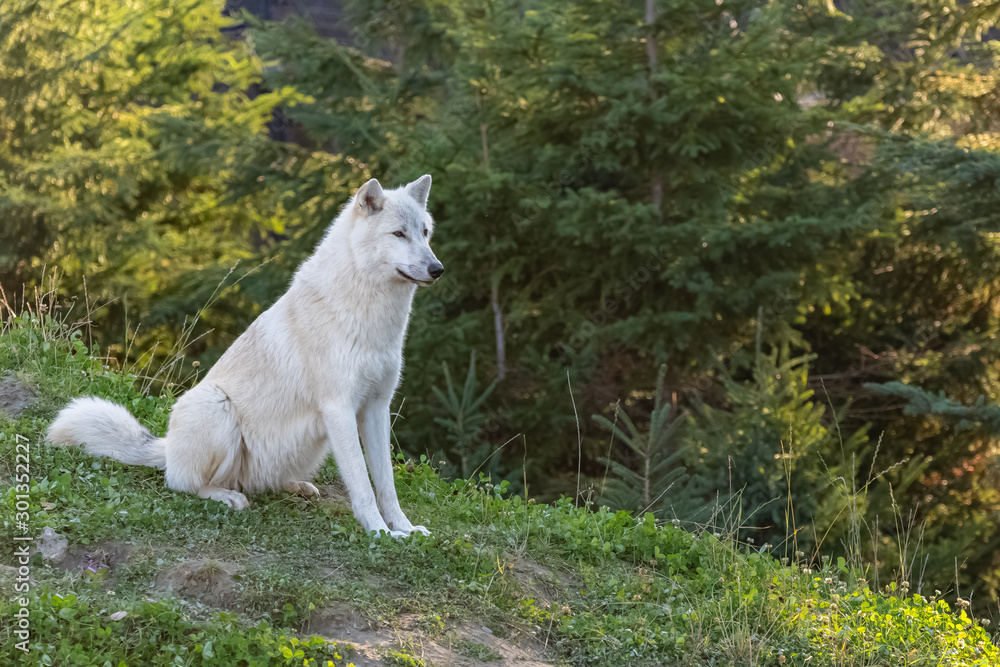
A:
47 397 166 469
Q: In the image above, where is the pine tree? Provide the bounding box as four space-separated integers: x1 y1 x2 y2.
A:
0 0 310 359
684 344 867 553
592 364 697 520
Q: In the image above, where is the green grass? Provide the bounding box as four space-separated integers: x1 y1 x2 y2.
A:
1 312 998 666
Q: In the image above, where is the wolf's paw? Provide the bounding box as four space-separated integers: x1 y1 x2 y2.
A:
367 526 404 539
284 481 320 497
208 489 249 510
385 522 430 537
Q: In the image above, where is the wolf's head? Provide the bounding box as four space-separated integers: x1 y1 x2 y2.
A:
346 175 443 287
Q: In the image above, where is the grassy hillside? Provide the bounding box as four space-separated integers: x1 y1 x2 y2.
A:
1 313 997 667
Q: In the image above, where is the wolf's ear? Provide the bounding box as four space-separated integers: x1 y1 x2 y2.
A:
405 174 432 208
355 178 385 216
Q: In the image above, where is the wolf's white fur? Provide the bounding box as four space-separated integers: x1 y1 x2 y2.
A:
47 176 442 537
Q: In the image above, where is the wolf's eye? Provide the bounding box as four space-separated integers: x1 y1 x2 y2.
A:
423 228 428 238
392 231 405 238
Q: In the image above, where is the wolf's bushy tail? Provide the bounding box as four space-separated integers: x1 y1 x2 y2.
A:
47 397 166 469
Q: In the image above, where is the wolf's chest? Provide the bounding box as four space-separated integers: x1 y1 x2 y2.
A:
312 311 404 398
341 325 403 370
283 281 412 402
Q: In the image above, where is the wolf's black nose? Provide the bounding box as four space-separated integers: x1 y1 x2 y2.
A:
428 263 444 280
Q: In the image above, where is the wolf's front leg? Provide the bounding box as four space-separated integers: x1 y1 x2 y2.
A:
358 398 429 537
322 404 399 537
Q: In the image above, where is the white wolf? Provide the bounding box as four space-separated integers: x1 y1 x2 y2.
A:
48 176 442 537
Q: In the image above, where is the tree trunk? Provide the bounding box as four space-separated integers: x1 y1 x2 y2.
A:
646 0 663 208
480 123 491 172
491 280 506 380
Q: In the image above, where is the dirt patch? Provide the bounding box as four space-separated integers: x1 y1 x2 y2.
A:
55 541 133 586
509 556 576 607
0 373 37 419
301 604 388 667
155 559 241 607
303 602 375 637
305 606 553 666
316 481 351 507
451 622 550 666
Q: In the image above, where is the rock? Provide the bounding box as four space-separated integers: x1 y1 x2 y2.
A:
35 526 69 564
0 373 37 419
